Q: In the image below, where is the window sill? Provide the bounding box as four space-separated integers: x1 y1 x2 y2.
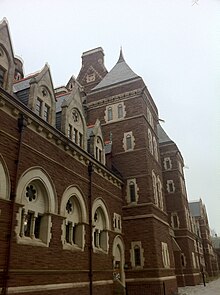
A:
63 243 84 252
93 247 108 254
17 236 48 247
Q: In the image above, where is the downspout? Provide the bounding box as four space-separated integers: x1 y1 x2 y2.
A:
1 114 26 295
88 161 93 295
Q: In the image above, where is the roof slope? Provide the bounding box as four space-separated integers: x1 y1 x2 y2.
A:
157 124 172 144
92 50 140 90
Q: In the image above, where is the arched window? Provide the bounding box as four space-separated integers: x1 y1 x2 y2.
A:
107 107 113 121
16 168 56 247
92 199 110 253
0 155 10 200
0 46 9 89
95 136 104 163
112 236 125 286
129 181 136 202
68 108 84 148
157 177 163 210
148 129 153 155
153 137 158 161
126 134 132 150
118 104 123 119
152 171 158 206
60 186 87 251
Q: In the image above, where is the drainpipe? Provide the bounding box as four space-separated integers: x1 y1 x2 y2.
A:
1 114 26 295
88 161 93 295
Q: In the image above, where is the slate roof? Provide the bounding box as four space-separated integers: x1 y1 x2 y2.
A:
157 124 172 144
92 50 140 90
56 93 71 112
189 201 201 217
13 78 32 93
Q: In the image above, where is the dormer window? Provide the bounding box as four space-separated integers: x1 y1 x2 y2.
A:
36 98 43 116
72 110 79 122
0 67 5 87
44 104 50 122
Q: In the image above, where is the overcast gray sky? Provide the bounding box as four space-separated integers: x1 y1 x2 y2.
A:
1 0 220 234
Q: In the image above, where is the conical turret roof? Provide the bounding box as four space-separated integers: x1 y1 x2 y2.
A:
92 49 140 90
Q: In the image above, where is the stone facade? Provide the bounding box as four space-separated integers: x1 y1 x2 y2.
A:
0 18 218 295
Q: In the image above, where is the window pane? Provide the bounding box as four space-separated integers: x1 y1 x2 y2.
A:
36 98 42 116
118 104 123 118
66 222 71 243
134 247 141 266
24 212 33 237
126 135 132 150
34 215 42 238
130 182 136 202
108 107 113 121
44 105 50 122
0 68 4 87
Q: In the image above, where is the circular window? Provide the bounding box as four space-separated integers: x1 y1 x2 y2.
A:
25 184 37 202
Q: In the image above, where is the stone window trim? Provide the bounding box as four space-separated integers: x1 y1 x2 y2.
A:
104 102 126 123
164 157 172 170
0 66 6 88
66 108 85 149
126 178 139 204
153 136 158 161
112 235 125 286
86 73 95 83
156 176 163 210
0 154 11 200
171 212 180 229
60 186 87 251
161 242 170 268
167 180 175 193
113 213 122 233
130 241 145 269
148 129 153 155
123 131 135 152
92 198 110 254
15 167 57 247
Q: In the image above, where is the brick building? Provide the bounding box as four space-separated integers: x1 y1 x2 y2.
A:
0 18 217 295
189 200 219 277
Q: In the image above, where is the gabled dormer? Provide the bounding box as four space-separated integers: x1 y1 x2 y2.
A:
0 18 15 94
87 119 105 164
14 64 56 126
57 84 87 149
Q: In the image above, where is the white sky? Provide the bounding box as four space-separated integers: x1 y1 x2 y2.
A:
1 0 220 233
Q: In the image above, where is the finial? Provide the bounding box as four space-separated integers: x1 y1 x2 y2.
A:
117 47 125 63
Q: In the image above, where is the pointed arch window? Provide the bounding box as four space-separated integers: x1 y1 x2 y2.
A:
148 129 153 155
152 171 158 206
118 104 123 119
107 107 113 121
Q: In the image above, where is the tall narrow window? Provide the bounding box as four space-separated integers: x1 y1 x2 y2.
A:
118 104 123 118
153 137 158 161
68 124 72 139
164 157 172 170
36 98 42 116
129 182 136 202
152 171 158 206
148 129 153 154
126 134 132 150
44 104 50 122
167 180 175 193
0 68 5 87
134 246 141 266
107 107 113 121
79 132 83 147
74 128 78 144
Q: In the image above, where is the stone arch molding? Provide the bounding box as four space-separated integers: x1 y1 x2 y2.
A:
60 185 87 222
112 235 125 286
92 198 110 230
16 166 57 214
0 154 10 200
